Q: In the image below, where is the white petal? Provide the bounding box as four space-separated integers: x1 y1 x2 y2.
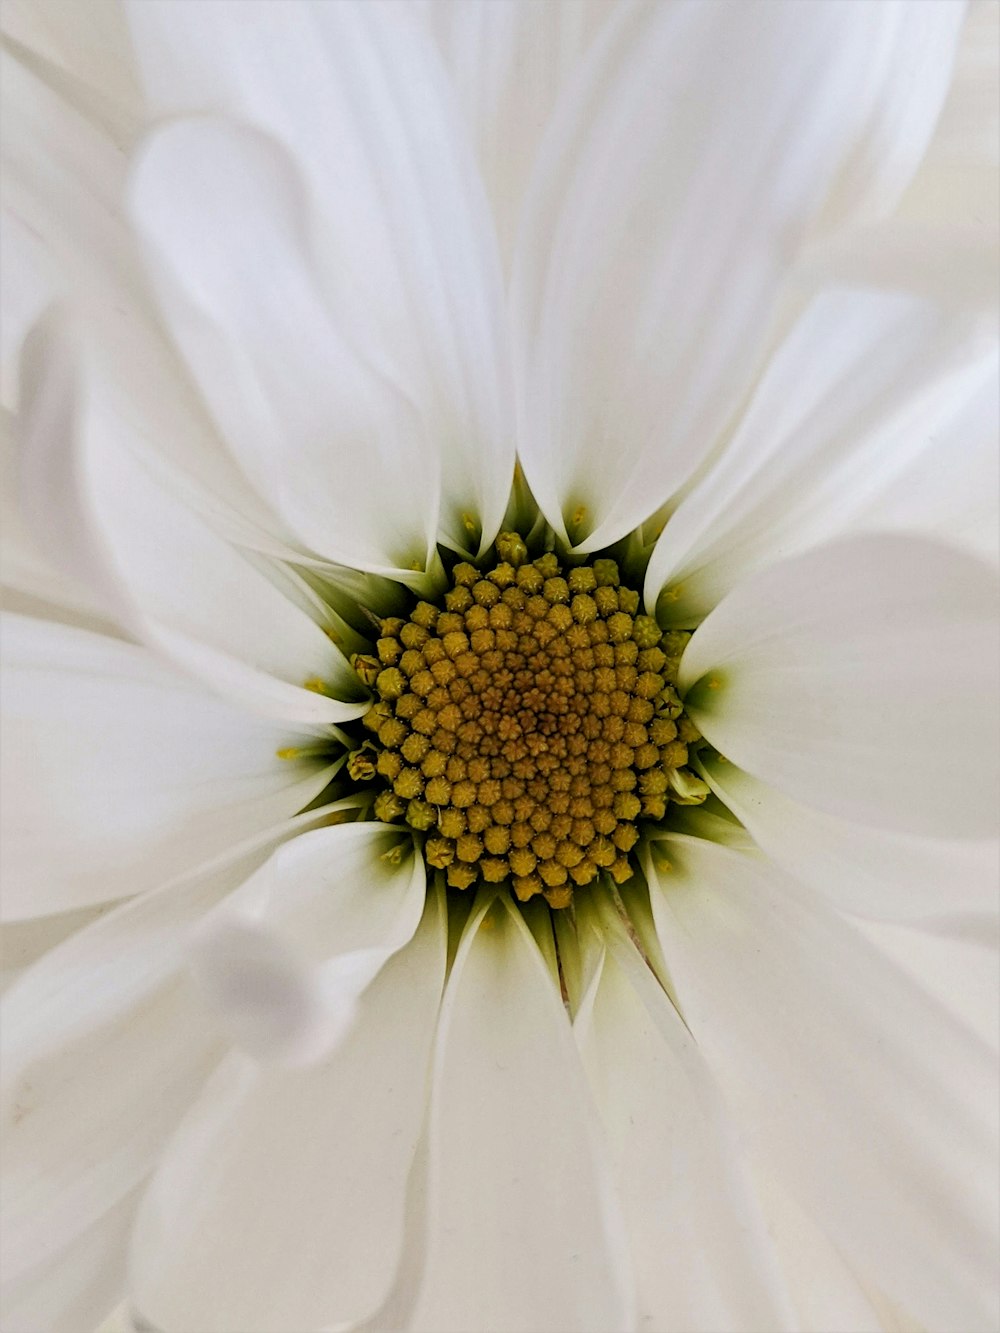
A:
129 885 446 1333
856 915 999 1056
849 370 1000 567
129 117 439 578
0 1189 136 1333
1 0 139 114
699 752 999 926
572 891 797 1333
0 616 337 919
1 404 117 634
0 46 127 406
642 834 999 1332
19 311 367 726
2 47 311 569
0 809 344 1292
408 891 634 1333
644 289 996 623
421 0 612 269
126 0 515 560
0 852 252 1283
818 2 999 312
512 0 965 549
795 219 1000 318
1 904 115 994
750 1172 885 1333
679 534 1000 838
189 822 427 1066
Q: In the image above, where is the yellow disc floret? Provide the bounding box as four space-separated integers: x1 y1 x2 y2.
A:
358 537 706 907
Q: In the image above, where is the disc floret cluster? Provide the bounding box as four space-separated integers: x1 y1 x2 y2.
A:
350 534 706 908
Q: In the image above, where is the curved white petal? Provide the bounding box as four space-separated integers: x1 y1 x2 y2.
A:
421 0 612 269
126 1 515 561
751 1172 886 1333
1 405 118 634
812 2 998 312
0 1188 136 1333
642 834 1000 1333
19 312 367 726
680 534 1000 839
129 885 446 1333
1 0 139 114
700 752 999 926
0 51 288 551
856 915 999 1056
849 370 999 567
189 822 426 1066
573 891 797 1333
1 905 117 995
0 860 242 1284
796 219 1000 320
408 891 634 1333
0 616 337 920
0 808 347 1294
644 289 997 622
512 0 965 549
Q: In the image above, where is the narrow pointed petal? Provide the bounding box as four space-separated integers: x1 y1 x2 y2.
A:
699 752 999 926
573 893 797 1332
643 834 999 1332
680 534 1000 838
513 0 965 549
0 616 336 919
188 823 427 1066
126 1 515 561
409 892 634 1332
19 312 367 727
128 887 446 1333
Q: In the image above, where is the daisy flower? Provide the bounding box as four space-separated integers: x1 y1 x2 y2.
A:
1 3 998 1332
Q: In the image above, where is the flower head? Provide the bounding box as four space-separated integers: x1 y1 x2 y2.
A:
1 3 998 1332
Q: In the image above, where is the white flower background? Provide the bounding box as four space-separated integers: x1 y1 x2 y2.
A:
1 3 998 1332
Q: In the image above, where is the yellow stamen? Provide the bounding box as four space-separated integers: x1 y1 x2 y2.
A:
358 533 706 907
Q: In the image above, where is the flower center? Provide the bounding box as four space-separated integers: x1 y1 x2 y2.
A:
350 534 705 908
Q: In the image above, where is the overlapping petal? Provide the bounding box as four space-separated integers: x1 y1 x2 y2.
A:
0 617 338 918
0 48 289 555
126 0 515 565
128 886 446 1333
512 0 965 550
699 751 999 927
570 891 797 1333
407 891 634 1333
0 809 348 1303
420 0 612 268
644 289 997 623
1 1188 137 1333
19 312 367 726
680 534 1000 839
643 834 1000 1332
188 822 428 1065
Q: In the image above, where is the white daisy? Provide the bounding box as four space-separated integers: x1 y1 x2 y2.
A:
1 3 998 1333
